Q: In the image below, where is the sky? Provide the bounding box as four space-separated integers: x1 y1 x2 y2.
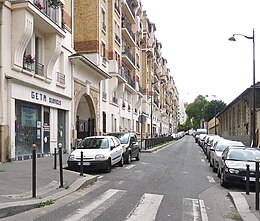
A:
140 0 260 104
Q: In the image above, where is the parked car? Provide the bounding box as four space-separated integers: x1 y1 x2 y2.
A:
204 135 222 161
219 146 260 187
194 128 207 143
210 139 244 173
67 136 124 173
107 132 140 164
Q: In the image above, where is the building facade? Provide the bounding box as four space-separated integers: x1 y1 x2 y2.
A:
0 0 180 162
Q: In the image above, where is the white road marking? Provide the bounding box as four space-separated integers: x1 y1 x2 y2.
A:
207 176 215 183
124 193 164 221
182 198 201 221
63 189 126 221
199 200 208 221
125 165 136 169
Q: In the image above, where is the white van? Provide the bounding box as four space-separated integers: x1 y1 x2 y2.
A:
195 128 207 143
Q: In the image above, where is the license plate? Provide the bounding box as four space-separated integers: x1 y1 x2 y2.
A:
244 177 256 182
78 162 90 166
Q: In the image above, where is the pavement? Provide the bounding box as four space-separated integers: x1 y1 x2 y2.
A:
0 154 97 219
0 147 260 221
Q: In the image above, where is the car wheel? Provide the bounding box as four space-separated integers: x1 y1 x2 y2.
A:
136 152 140 161
125 151 131 164
118 155 124 167
105 159 112 173
217 167 221 178
220 171 228 187
212 162 217 173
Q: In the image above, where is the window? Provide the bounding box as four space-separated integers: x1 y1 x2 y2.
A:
101 9 106 32
102 111 106 133
115 21 120 43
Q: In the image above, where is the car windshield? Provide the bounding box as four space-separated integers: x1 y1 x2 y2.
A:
227 149 260 161
78 138 109 149
109 133 129 144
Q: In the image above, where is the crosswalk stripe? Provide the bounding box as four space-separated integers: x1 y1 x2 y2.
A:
62 189 126 221
124 193 164 221
182 198 201 221
199 200 208 221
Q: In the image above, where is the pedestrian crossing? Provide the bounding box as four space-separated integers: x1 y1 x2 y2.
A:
58 188 207 221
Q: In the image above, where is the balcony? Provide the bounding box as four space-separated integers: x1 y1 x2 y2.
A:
102 22 106 33
114 2 120 15
122 20 135 46
115 33 121 44
125 74 135 89
23 56 44 77
122 48 135 70
122 0 135 24
11 0 65 36
112 97 118 104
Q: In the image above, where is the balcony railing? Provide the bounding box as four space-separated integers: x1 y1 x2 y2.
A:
102 22 106 32
126 0 135 17
35 61 44 76
115 33 121 44
33 0 61 26
56 72 65 85
122 20 135 42
125 74 135 89
114 2 120 14
122 48 135 65
23 57 44 76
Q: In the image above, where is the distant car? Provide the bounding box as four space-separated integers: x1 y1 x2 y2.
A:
194 129 207 143
107 132 140 164
219 146 260 187
210 139 244 173
67 136 124 173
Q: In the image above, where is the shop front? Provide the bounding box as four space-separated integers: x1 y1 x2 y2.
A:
9 83 71 161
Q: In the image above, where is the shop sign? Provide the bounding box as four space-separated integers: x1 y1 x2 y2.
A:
31 91 62 106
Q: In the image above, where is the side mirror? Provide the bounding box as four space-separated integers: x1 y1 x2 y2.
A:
222 156 225 160
110 145 115 150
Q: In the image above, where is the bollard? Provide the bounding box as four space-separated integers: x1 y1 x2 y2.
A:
80 151 83 176
246 164 250 195
58 143 64 188
54 148 57 170
256 158 260 210
32 143 36 198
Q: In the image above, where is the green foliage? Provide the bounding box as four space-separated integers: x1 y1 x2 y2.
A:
36 199 55 208
184 95 226 129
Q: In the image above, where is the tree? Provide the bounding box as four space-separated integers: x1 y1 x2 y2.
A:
205 100 226 121
185 95 226 129
185 95 208 129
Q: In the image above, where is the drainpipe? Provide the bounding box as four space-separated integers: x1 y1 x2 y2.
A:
0 2 4 162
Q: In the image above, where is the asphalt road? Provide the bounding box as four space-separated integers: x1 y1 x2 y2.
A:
3 135 242 221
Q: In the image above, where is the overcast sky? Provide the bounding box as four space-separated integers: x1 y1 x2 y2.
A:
141 0 260 104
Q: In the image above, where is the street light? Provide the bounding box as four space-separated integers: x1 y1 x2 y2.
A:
228 29 256 146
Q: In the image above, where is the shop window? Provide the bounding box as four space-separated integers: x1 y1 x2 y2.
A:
15 100 41 156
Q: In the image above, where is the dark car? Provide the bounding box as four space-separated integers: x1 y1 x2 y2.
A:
107 132 140 164
219 146 260 187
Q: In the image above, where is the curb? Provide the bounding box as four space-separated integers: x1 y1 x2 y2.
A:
0 174 97 219
229 192 259 221
141 141 174 153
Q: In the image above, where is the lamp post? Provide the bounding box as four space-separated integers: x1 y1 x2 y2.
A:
228 29 256 146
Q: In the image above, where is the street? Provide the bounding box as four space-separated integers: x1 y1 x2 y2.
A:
2 136 241 221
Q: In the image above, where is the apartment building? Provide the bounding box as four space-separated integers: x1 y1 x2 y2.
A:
73 0 143 139
0 0 73 162
0 0 179 162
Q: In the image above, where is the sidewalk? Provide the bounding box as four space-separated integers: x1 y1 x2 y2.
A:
0 154 97 219
229 191 260 221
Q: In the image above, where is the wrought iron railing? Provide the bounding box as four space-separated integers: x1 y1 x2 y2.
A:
115 33 121 44
122 48 135 65
114 2 120 14
57 72 65 85
122 20 135 42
